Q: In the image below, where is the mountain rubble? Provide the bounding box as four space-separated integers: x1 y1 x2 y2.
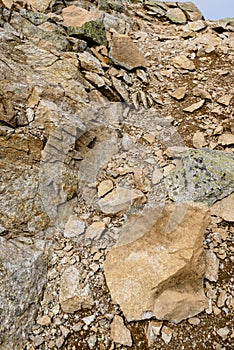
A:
0 0 233 349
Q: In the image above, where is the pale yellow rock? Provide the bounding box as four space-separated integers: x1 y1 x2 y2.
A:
193 131 207 148
1 0 13 9
109 33 146 71
211 193 234 222
213 125 224 135
173 55 196 71
110 315 132 346
64 215 85 238
62 5 101 27
188 317 200 325
166 8 187 24
183 99 205 113
37 315 51 326
170 86 187 100
217 94 233 106
98 180 114 197
97 187 146 215
78 51 104 75
218 133 234 145
2 0 52 11
104 203 209 323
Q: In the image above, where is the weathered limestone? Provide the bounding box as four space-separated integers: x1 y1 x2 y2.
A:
104 203 209 323
204 250 219 282
183 99 205 112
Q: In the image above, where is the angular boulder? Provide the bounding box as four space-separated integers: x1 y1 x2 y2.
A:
109 33 146 71
104 203 209 323
177 2 203 21
166 149 234 206
63 6 107 46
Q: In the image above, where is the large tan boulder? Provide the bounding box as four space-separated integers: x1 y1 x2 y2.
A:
104 203 210 323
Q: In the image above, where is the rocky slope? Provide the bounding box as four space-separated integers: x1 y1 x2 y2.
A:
0 1 233 349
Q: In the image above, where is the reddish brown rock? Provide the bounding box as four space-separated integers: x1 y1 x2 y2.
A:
109 33 146 71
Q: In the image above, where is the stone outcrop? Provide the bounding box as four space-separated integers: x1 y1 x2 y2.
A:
104 203 209 323
166 149 234 206
0 238 47 350
62 6 107 46
144 0 203 23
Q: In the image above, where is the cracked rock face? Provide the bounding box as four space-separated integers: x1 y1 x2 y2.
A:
104 203 210 323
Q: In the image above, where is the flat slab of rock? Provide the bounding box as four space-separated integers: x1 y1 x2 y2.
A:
173 55 196 71
218 133 234 145
170 86 186 100
183 99 205 112
97 187 146 215
166 149 234 206
109 33 146 71
177 2 203 21
104 203 209 323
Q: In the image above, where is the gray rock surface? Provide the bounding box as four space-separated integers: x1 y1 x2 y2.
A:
0 238 47 350
166 149 234 205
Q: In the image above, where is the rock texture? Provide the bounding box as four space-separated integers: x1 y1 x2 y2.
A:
59 266 93 313
211 193 234 222
97 187 146 215
104 203 209 323
110 315 132 346
166 149 234 205
0 238 47 350
0 0 233 349
109 33 146 70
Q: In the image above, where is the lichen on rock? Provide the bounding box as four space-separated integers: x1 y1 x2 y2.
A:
165 149 234 205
